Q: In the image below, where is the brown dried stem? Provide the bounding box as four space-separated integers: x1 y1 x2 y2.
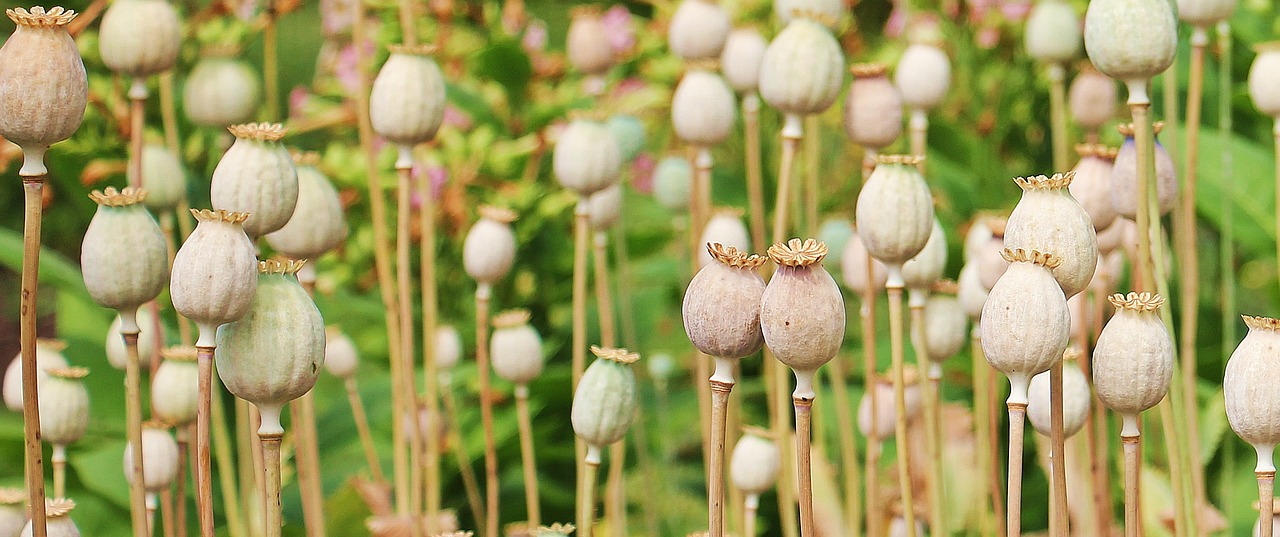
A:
1050 363 1067 537
1132 104 1157 293
196 345 216 537
475 285 499 537
743 94 766 254
20 175 48 537
971 333 996 536
515 387 541 527
260 432 283 537
573 201 589 517
911 303 943 536
395 163 424 536
1181 37 1209 529
418 159 443 531
1008 402 1027 537
794 397 815 537
887 284 918 537
594 232 626 536
1122 435 1140 537
709 380 733 537
1260 471 1275 537
124 329 150 537
578 459 601 537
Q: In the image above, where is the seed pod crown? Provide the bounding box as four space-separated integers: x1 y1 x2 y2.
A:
707 243 766 269
590 345 639 364
1000 248 1062 269
492 309 531 328
850 62 889 77
768 238 827 267
1108 292 1165 312
88 186 147 206
227 122 287 141
7 6 76 25
1013 172 1074 191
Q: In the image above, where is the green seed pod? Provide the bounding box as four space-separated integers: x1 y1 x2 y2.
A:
894 41 951 112
1068 144 1119 232
671 67 736 147
124 421 179 492
152 347 198 426
38 366 89 447
1249 43 1280 118
1177 0 1235 28
1027 349 1092 437
0 7 88 176
554 118 622 198
324 327 360 380
855 155 934 268
759 18 844 117
683 244 767 368
3 339 68 411
170 209 259 346
1092 292 1172 436
1083 0 1176 102
654 156 692 212
265 153 348 260
761 239 845 399
490 310 544 387
720 28 767 94
105 308 163 370
97 0 180 78
605 115 646 163
140 144 186 213
844 63 903 151
1003 173 1098 298
729 426 780 498
571 346 639 462
1025 0 1081 64
1068 63 1117 130
21 499 78 537
980 249 1070 405
668 0 731 61
370 45 447 147
463 206 517 286
210 123 299 239
1225 315 1280 471
0 488 24 537
81 187 169 317
183 46 260 128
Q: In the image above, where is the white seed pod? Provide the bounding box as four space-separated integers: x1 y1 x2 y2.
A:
671 68 736 147
265 155 348 260
463 206 517 285
105 308 163 370
1068 144 1119 231
843 63 904 151
566 8 613 76
123 421 180 492
963 217 993 261
698 209 751 267
975 223 1009 290
667 0 731 61
1003 173 1099 298
1110 123 1177 218
1027 349 1092 437
571 347 639 461
1068 64 1118 130
894 42 951 111
840 231 889 296
957 262 988 320
980 249 1071 405
21 499 78 537
588 183 623 231
720 28 767 94
152 347 198 427
98 0 180 78
170 209 259 345
1092 292 1173 435
81 187 170 314
855 155 935 267
759 19 845 117
921 284 967 364
1069 292 1088 345
1025 0 1081 64
653 156 692 212
760 239 846 399
1249 43 1280 118
0 488 24 537
1083 0 1177 96
1225 315 1280 471
857 371 923 439
729 426 780 495
140 144 187 213
369 45 447 147
1095 216 1134 256
210 123 299 239
683 244 767 361
183 48 261 128
606 115 646 163
554 118 622 197
435 325 463 371
0 7 88 177
1177 0 1236 28
38 367 89 447
323 327 360 379
490 310 544 386
3 339 69 412
902 218 947 293
216 260 325 436
775 1 842 27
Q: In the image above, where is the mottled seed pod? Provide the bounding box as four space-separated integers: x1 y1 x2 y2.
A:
490 310 544 387
894 42 951 111
587 184 623 233
1068 63 1118 130
3 339 68 411
855 155 935 269
21 499 78 537
140 144 186 213
1027 348 1092 437
566 7 613 76
980 249 1071 404
370 45 447 147
534 523 576 537
729 426 780 498
720 28 767 94
152 347 198 426
210 123 299 238
1111 122 1177 217
1025 0 1081 64
1003 173 1099 298
554 118 622 198
265 154 348 260
1248 43 1280 118
1226 315 1280 471
0 488 24 537
817 218 854 271
843 63 904 151
921 282 967 365
902 218 947 295
975 218 1010 290
323 327 359 379
571 347 640 462
1068 144 1119 231
1177 0 1235 28
463 206 517 286
671 67 736 147
857 370 923 439
0 7 88 177
216 260 325 435
170 209 258 346
683 244 767 367
1092 292 1172 436
957 262 988 320
760 239 846 399
183 47 261 128
758 19 845 117
667 0 730 61
1083 0 1176 101
105 308 163 370
606 115 646 163
123 421 180 492
98 0 179 79
698 209 751 267
39 367 88 447
435 325 463 372
81 187 170 315
654 156 692 212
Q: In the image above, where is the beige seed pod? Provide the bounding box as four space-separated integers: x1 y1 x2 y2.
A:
963 216 993 261
323 327 360 379
760 239 846 399
3 339 69 411
921 284 967 365
490 309 544 387
265 156 348 260
152 347 198 426
698 209 750 267
671 68 736 147
1027 349 1092 437
1024 0 1081 64
758 18 845 117
210 123 299 238
1083 0 1176 102
775 2 841 27
667 0 730 61
1177 0 1235 28
1111 122 1177 218
839 230 888 296
370 45 447 147
436 325 463 372
894 41 951 111
1003 173 1099 298
1068 144 1119 231
81 187 170 316
39 366 89 447
957 262 988 320
980 249 1071 404
463 206 517 286
587 183 623 231
183 47 261 128
0 7 88 176
20 498 78 537
683 244 767 371
720 28 767 94
140 144 187 213
857 370 923 439
1068 63 1118 130
0 488 24 537
123 421 180 492
105 308 163 370
571 347 640 462
97 0 180 79
1092 292 1172 436
855 155 935 270
1249 43 1280 118
975 218 1010 289
1226 315 1280 471
170 209 259 346
843 63 904 151
729 426 781 499
554 118 622 197
1095 216 1134 256
902 218 947 296
566 7 613 76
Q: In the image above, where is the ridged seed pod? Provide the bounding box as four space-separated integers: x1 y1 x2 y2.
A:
683 244 767 364
980 249 1071 404
698 209 750 267
0 488 24 537
857 370 923 439
210 123 299 238
435 325 463 372
729 426 780 499
265 154 348 260
38 367 89 447
758 19 844 117
963 217 993 261
490 310 544 386
720 28 767 94
20 499 78 537
566 7 613 76
1003 173 1099 298
671 67 736 147
957 262 988 320
1027 349 1092 437
3 339 68 411
921 282 967 364
1177 0 1236 28
654 156 692 212
97 0 179 78
1092 292 1172 435
140 144 186 213
123 421 179 492
571 347 640 461
1068 63 1118 130
894 41 951 111
1111 122 1177 217
463 206 517 286
605 115 646 163
1068 144 1119 231
855 155 935 269
1248 43 1280 118
902 218 947 295
1083 0 1176 96
0 7 88 176
976 219 1010 289
323 327 359 379
761 239 846 398
1096 217 1135 256
370 45 447 147
170 209 258 345
588 183 623 232
1225 315 1280 471
81 187 169 315
105 308 163 370
667 0 730 61
151 347 198 426
1025 0 1081 64
183 47 261 128
843 63 904 151
554 118 622 198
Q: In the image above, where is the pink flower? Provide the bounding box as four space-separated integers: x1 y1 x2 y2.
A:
408 164 448 205
976 25 1001 49
320 0 357 36
630 152 655 194
611 77 648 100
601 6 636 54
288 87 312 119
1000 0 1033 22
522 19 548 52
443 105 473 131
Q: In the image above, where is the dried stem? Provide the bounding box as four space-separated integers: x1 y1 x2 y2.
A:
175 428 189 537
1122 434 1140 537
910 302 943 536
771 122 802 243
128 80 145 190
826 351 861 535
441 376 485 530
1007 402 1027 537
417 160 443 530
971 331 995 535
344 378 386 482
250 407 266 536
709 378 734 537
210 377 246 537
769 117 804 537
260 433 283 537
395 162 424 536
887 283 918 537
1048 64 1069 172
691 149 714 478
21 176 48 537
1181 30 1210 532
909 110 927 171
989 366 1006 536
594 230 628 537
161 490 174 537
1158 398 1188 537
124 330 150 537
794 397 815 537
1131 103 1157 293
289 393 325 537
862 236 881 537
803 116 819 235
1259 471 1275 537
743 495 758 537
196 345 216 537
515 387 541 527
475 286 499 537
1050 363 1068 537
579 456 602 537
573 201 590 531
52 445 66 499
743 94 766 254
928 374 945 537
158 72 179 153
262 4 279 121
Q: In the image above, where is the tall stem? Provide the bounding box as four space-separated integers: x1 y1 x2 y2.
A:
124 328 150 537
989 365 1006 536
345 378 386 482
417 162 442 531
20 175 48 537
1159 398 1188 537
709 375 733 537
290 393 325 537
1259 470 1276 537
861 218 881 537
259 432 283 537
573 201 590 530
927 373 945 537
771 116 804 537
52 445 66 499
196 345 216 537
395 160 423 536
743 495 758 537
772 117 802 243
162 490 174 537
1181 31 1210 530
1048 64 1069 173
1122 432 1140 537
803 116 819 235
210 376 245 537
743 94 766 254
827 351 862 536
175 429 189 537
1218 20 1237 382
1007 402 1027 537
910 300 943 536
887 280 917 537
128 80 146 190
475 286 499 537
794 396 815 537
1131 101 1157 293
909 110 928 167
579 454 602 537
441 376 485 530
972 331 995 536
515 388 541 527
1050 362 1068 537
596 228 627 537
262 4 279 121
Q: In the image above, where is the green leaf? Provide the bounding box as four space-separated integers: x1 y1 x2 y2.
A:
473 40 533 110
0 226 90 296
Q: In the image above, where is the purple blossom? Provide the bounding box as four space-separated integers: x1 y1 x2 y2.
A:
335 40 375 95
522 19 548 52
601 6 635 54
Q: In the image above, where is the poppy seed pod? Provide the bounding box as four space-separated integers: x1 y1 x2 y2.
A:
21 499 78 537
902 218 947 295
566 7 613 76
654 156 693 212
554 118 622 198
1096 217 1134 256
435 325 463 372
1003 173 1099 298
683 244 767 366
667 0 730 60
671 67 736 147
894 42 951 111
1177 0 1235 28
775 2 841 27
980 249 1071 404
490 310 545 387
1225 315 1280 471
1083 0 1176 102
183 47 261 128
1027 349 1092 437
1068 63 1118 130
535 524 575 537
1092 292 1172 436
698 209 751 267
105 309 163 370
81 187 170 315
265 155 348 260
98 0 179 80
38 367 89 447
1025 0 1081 64
140 144 186 213
976 219 1010 290
855 155 935 269
957 263 989 320
0 7 87 173
720 28 767 94
170 209 258 346
370 45 447 147
123 421 180 492
210 123 299 238
758 18 844 117
323 327 359 379
843 63 904 151
729 426 781 498
606 115 646 163
921 282 967 364
216 260 325 435
571 346 640 462
964 217 993 261
1068 144 1119 231
588 183 623 232
857 370 924 439
760 239 846 399
3 339 68 411
0 488 24 537
1111 122 1177 217
463 206 517 286
1248 43 1280 118
152 347 198 426
817 218 855 271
